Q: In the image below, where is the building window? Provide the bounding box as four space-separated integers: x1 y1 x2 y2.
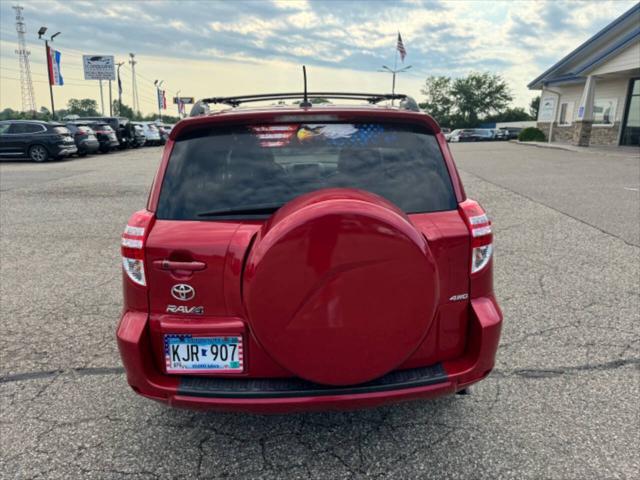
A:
593 98 617 125
558 102 573 126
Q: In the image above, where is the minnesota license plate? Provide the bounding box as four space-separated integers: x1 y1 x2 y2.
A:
164 335 243 373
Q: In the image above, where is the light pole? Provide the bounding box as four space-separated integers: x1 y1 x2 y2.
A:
379 64 412 105
38 26 60 120
154 79 164 122
129 53 139 116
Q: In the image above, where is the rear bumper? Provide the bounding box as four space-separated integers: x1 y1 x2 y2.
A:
78 140 99 153
117 297 502 413
53 145 78 157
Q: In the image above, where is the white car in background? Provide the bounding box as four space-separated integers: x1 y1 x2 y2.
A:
156 124 174 143
135 122 163 146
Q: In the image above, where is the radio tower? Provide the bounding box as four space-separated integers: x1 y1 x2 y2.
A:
129 53 140 115
12 5 36 113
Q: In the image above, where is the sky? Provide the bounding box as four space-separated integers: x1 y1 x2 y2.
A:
0 0 637 116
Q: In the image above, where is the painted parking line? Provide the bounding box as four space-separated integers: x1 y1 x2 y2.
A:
623 187 639 191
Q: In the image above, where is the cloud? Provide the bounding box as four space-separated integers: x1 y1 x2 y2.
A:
1 0 637 112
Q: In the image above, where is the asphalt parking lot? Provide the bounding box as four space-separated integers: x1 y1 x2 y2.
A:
1 142 639 479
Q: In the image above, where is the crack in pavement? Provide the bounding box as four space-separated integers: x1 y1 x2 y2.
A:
2 358 638 386
0 366 124 384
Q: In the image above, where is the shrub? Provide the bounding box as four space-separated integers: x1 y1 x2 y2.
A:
518 127 546 142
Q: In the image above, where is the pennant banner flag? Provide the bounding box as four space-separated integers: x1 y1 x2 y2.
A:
157 89 167 110
47 46 64 86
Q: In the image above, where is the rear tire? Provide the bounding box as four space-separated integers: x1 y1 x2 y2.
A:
28 145 49 163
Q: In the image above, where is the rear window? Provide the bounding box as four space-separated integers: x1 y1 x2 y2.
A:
156 122 457 220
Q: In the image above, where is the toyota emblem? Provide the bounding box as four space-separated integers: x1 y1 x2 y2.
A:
171 284 195 301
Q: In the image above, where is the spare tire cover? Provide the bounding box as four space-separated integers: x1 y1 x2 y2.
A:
243 189 439 385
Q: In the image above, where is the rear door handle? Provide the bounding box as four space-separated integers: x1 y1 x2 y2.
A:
153 260 206 272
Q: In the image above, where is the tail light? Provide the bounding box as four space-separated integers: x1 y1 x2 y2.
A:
460 199 493 274
121 210 155 286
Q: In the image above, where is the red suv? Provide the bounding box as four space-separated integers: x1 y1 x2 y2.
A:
117 93 502 413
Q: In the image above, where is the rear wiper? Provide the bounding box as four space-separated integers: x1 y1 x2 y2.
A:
197 203 282 217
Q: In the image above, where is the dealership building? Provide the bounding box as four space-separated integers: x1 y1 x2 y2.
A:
529 3 639 146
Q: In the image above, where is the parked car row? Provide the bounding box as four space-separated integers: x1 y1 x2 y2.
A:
445 127 522 142
0 118 174 162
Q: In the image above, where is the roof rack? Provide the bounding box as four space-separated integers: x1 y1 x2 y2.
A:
189 92 420 116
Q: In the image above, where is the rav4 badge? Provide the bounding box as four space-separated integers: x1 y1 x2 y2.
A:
166 305 204 315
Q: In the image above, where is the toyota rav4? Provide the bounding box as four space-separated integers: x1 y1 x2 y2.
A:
117 92 502 413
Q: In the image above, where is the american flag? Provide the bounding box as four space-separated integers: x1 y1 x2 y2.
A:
251 125 298 147
396 33 407 62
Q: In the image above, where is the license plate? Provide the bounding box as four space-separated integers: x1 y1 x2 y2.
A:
164 335 243 373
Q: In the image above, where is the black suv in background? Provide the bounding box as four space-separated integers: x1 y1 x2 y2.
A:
81 116 132 148
65 123 100 156
85 122 120 153
0 120 77 162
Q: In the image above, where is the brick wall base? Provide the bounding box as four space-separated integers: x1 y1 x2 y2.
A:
536 122 621 146
573 121 592 146
590 123 621 146
536 122 575 144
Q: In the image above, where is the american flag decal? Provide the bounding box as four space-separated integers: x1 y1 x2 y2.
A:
251 125 299 148
397 33 407 62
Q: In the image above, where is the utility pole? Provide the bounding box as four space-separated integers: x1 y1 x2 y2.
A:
12 5 36 115
116 62 124 115
38 27 60 120
129 53 139 116
99 79 104 114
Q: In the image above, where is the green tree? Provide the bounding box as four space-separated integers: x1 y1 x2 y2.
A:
38 107 51 120
66 98 99 116
0 108 20 120
113 100 135 119
419 76 454 127
529 95 540 119
484 107 532 124
451 72 512 126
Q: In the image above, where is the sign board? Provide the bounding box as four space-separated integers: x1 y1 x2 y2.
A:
174 96 195 105
538 96 556 122
83 55 115 81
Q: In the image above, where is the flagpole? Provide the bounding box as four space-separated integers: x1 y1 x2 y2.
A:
44 40 56 120
391 33 399 105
